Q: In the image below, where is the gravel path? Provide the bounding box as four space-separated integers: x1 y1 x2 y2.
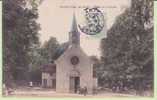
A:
3 87 153 97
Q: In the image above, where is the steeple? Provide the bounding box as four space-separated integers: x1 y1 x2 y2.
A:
71 13 78 33
69 13 80 46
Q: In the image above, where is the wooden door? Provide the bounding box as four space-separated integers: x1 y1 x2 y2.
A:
69 77 80 93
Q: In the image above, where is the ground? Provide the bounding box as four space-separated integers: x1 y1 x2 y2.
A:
3 86 153 97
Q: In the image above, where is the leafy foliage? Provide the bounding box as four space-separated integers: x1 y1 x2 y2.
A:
40 37 59 63
28 37 69 83
100 0 153 90
3 0 41 86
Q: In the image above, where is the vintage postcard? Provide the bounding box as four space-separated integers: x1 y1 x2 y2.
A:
1 0 156 98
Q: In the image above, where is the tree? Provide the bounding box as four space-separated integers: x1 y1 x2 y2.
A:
40 37 70 63
27 44 43 84
40 37 60 63
27 37 59 84
100 0 153 91
3 0 41 86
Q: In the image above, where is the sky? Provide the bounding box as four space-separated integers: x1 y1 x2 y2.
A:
37 0 130 57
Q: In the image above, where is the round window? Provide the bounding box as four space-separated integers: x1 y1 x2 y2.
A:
70 56 79 65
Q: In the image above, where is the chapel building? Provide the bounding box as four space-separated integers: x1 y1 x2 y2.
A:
42 14 97 94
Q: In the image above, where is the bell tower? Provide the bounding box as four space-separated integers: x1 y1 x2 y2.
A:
56 13 96 94
69 13 80 46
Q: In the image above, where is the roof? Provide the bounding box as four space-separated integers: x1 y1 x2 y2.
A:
41 63 56 74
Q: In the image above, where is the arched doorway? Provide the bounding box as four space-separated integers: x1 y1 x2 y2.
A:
69 70 80 93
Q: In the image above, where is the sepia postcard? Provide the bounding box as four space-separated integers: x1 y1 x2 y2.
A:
1 0 157 99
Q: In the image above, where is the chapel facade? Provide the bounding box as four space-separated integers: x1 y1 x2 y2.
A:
42 14 97 94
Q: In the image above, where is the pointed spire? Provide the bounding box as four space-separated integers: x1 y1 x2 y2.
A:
71 13 78 33
69 13 80 46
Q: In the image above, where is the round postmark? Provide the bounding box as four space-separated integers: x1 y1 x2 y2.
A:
78 7 105 35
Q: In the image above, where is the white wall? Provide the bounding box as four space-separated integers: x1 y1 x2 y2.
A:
56 46 95 94
42 73 55 87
